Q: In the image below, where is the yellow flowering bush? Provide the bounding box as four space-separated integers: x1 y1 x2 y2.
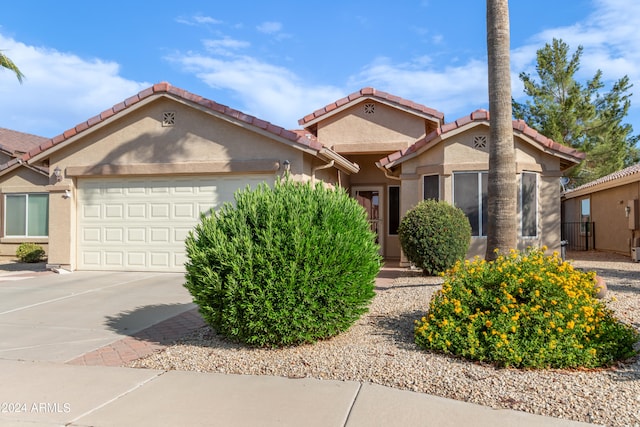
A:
415 247 638 368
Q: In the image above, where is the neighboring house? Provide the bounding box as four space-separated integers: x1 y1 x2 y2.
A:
0 84 584 271
0 128 50 256
562 163 640 257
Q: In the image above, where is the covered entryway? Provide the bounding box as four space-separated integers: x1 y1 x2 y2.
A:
353 186 384 256
77 175 273 272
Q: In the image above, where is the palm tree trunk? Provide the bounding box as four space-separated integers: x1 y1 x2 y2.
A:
485 0 517 260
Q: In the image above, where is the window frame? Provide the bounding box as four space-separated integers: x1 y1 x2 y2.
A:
4 193 49 238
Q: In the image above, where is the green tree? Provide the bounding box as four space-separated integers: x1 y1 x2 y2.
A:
513 38 639 186
0 50 25 83
485 0 517 261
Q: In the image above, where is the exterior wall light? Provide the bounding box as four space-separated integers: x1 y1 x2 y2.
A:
626 205 631 217
53 166 62 182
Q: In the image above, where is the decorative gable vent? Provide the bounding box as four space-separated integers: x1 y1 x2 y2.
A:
473 135 487 149
162 111 176 127
364 103 375 114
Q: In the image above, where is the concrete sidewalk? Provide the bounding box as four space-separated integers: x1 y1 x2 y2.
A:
0 265 601 427
0 359 598 427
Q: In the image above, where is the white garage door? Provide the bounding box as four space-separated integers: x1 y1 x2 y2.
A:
77 175 272 272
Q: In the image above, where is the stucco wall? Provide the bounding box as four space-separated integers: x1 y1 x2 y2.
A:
317 102 429 151
49 98 303 173
590 183 639 254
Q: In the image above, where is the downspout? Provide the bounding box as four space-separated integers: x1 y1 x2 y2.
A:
382 169 401 181
312 160 335 185
376 161 401 182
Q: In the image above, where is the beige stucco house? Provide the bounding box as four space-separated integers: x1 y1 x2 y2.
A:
562 163 640 258
0 84 584 271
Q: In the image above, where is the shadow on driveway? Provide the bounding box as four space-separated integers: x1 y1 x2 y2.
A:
0 260 48 273
104 303 205 345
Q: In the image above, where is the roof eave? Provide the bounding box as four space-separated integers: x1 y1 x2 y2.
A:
318 148 360 174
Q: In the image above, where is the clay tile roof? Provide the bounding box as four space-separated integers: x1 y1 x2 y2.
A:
378 110 585 168
566 162 640 193
0 128 48 155
298 87 445 126
22 82 331 162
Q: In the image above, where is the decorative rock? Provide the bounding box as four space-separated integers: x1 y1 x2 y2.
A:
594 275 607 299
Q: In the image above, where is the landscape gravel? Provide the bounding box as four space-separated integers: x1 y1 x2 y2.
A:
131 251 640 427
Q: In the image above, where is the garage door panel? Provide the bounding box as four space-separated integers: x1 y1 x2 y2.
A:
150 252 170 268
83 205 101 219
104 228 124 242
105 252 124 267
150 227 170 243
127 228 146 243
105 204 124 219
82 228 101 242
82 251 101 267
78 175 272 272
174 203 194 218
127 204 146 218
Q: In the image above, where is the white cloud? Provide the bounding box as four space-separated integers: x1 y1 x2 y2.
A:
347 56 490 121
203 37 251 56
168 51 344 128
0 34 149 137
176 15 222 26
257 21 283 35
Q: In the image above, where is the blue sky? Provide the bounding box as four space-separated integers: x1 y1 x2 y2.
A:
0 0 637 141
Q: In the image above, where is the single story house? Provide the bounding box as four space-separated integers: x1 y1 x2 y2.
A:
562 163 640 258
0 84 584 271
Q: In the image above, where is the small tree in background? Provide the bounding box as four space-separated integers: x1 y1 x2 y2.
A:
184 179 381 347
398 199 471 276
513 38 639 186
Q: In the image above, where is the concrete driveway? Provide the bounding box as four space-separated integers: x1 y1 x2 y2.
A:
0 270 194 363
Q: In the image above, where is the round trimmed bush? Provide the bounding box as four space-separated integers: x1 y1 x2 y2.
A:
398 199 471 276
415 248 639 369
16 242 45 263
184 178 381 347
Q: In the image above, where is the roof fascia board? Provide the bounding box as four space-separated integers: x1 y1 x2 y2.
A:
0 160 48 179
515 133 582 165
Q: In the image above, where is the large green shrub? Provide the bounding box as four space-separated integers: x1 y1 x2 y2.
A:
398 199 471 276
415 247 639 369
184 179 381 347
16 243 45 263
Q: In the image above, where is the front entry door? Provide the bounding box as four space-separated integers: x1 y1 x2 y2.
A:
353 186 384 256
